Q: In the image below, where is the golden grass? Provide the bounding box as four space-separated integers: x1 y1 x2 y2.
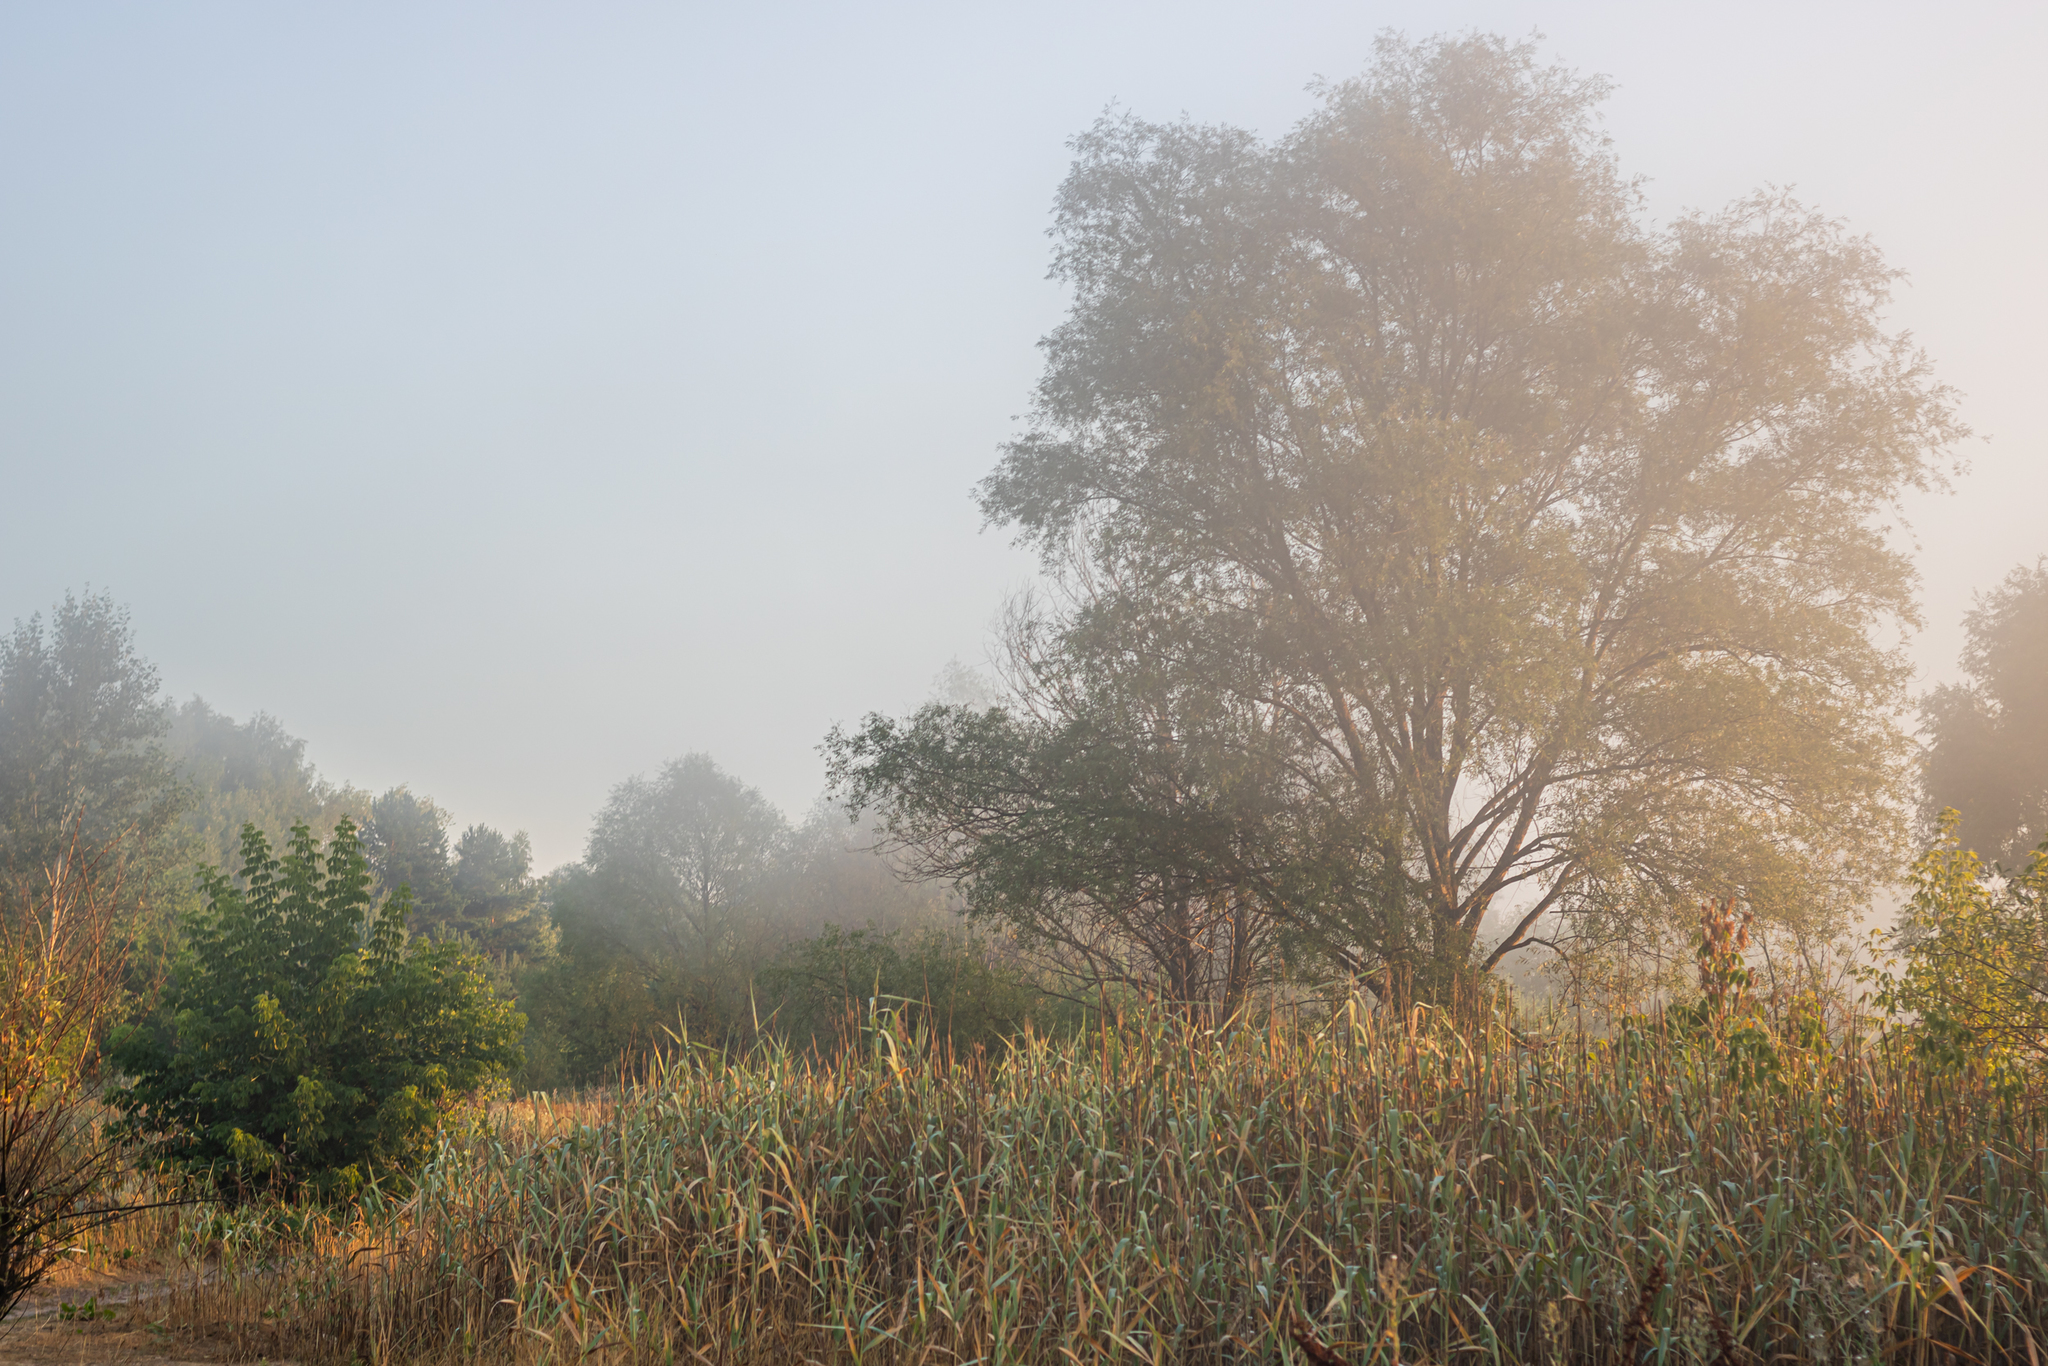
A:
112 1007 2048 1364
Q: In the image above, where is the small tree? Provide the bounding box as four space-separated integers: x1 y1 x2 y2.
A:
447 824 550 961
0 591 187 953
0 823 147 1321
111 819 523 1199
364 786 460 928
1864 810 2048 1085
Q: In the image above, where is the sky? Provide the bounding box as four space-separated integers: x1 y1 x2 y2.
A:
2 1 2042 870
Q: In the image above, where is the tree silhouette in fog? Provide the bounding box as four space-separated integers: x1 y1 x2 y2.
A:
848 33 1964 993
1923 560 2048 862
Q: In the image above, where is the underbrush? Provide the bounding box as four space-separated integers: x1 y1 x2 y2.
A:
142 1008 2048 1363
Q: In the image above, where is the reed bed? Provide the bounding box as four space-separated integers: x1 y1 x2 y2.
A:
179 1007 2047 1365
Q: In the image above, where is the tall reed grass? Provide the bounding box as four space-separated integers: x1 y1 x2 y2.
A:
177 1005 2047 1364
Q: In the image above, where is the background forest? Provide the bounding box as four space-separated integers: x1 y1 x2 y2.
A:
0 590 1050 1096
20 549 2039 1101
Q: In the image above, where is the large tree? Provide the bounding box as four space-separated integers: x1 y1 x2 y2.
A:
583 753 788 965
363 786 461 930
0 591 185 930
168 698 372 871
1922 560 2048 863
974 34 1960 978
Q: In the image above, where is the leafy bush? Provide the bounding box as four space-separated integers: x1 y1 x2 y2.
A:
506 945 668 1089
110 819 523 1198
1865 810 2048 1085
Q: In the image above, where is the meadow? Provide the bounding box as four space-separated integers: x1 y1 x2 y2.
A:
60 1001 2048 1366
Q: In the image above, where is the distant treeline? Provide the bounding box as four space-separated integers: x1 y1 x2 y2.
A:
0 590 1063 1098
2 29 2044 1095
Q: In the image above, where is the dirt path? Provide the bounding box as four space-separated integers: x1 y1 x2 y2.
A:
0 1264 283 1366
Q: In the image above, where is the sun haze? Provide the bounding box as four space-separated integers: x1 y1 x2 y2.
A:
1 1 2038 866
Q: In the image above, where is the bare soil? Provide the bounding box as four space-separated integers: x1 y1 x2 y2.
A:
0 1260 286 1366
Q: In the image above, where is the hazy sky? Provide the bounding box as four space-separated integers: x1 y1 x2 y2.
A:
3 2 2041 869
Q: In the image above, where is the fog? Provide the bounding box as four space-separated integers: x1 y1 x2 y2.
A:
2 1 2040 868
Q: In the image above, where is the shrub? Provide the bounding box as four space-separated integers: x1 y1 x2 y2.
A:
0 825 136 1320
110 819 523 1199
1865 809 2048 1085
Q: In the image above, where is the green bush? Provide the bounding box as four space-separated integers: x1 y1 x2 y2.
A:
507 949 667 1088
1864 809 2048 1086
110 819 524 1199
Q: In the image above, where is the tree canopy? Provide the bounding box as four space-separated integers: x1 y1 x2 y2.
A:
1922 560 2048 863
0 591 185 930
848 34 1961 991
584 752 789 966
168 697 372 871
444 823 551 961
364 786 461 929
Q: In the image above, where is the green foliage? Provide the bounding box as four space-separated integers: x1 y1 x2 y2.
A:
0 590 187 936
1864 810 2048 1085
110 819 524 1199
446 824 550 961
515 753 1026 1088
508 864 677 1087
167 697 372 872
363 786 460 929
360 790 549 964
976 33 1957 982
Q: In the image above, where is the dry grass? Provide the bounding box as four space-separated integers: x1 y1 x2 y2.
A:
88 1005 2048 1364
0 1199 257 1366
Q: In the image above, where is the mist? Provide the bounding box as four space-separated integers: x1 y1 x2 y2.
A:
2 2 2041 868
7 15 2047 1356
